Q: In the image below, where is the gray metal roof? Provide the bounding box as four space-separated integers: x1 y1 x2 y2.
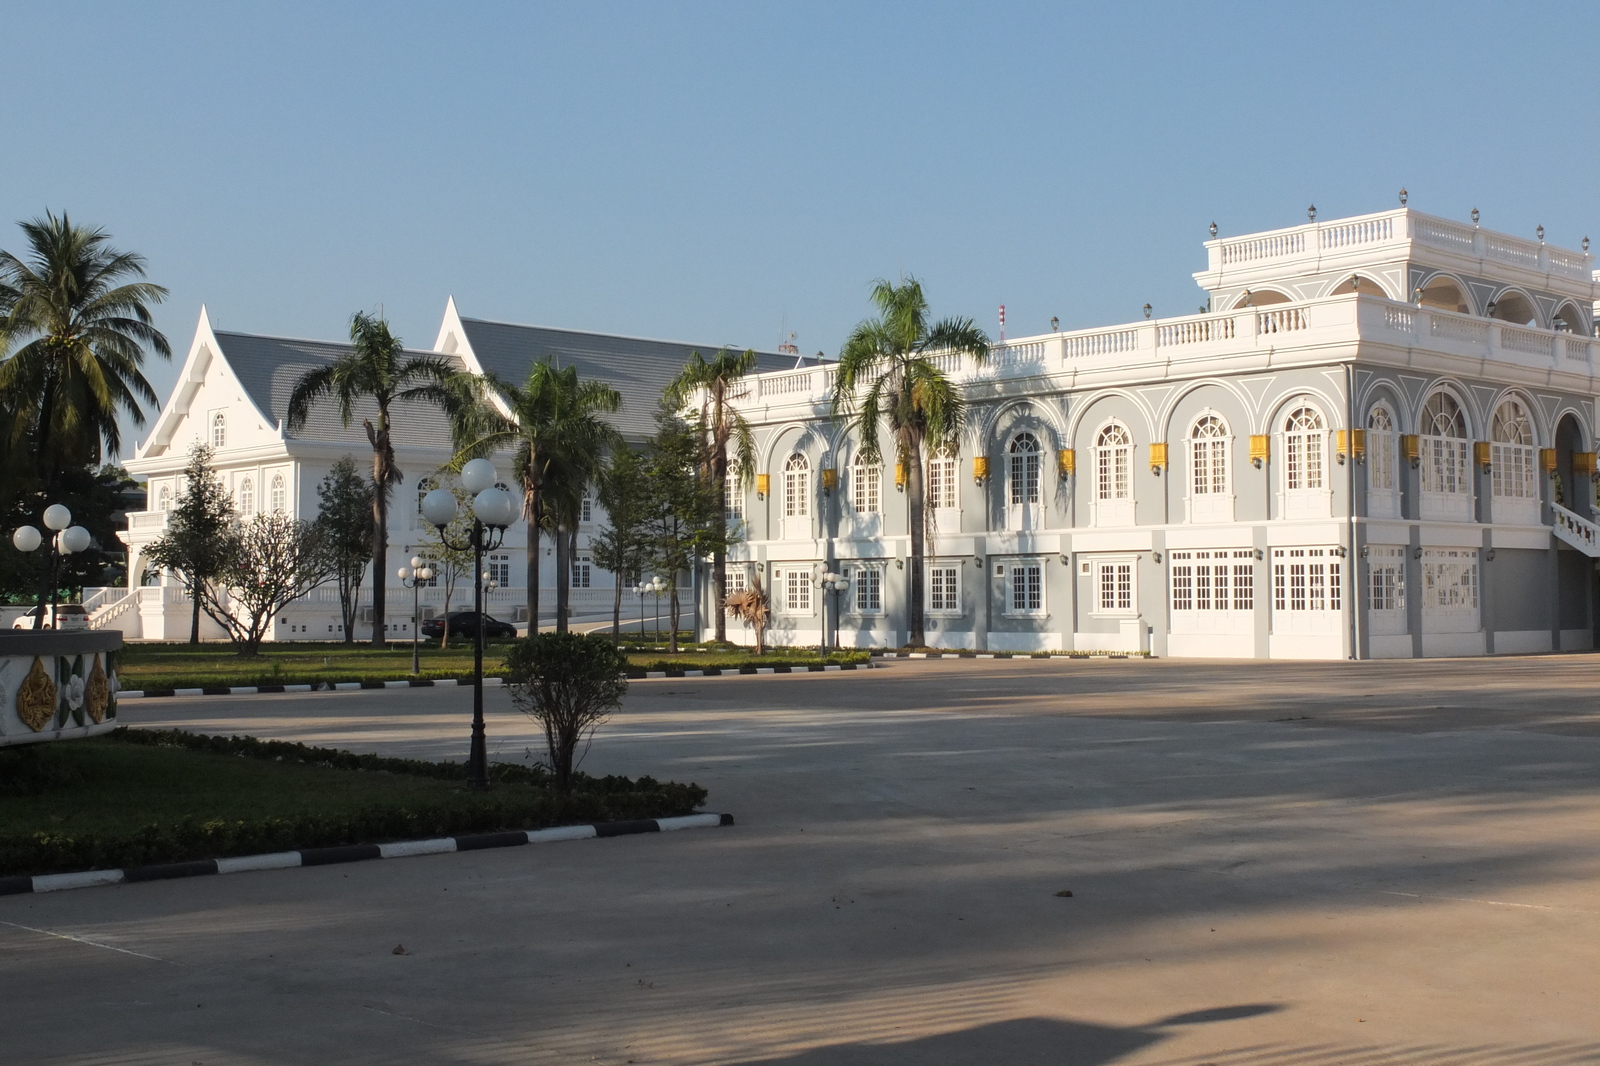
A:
456 318 802 441
215 331 467 450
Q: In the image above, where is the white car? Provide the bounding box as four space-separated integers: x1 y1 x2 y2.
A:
10 604 90 630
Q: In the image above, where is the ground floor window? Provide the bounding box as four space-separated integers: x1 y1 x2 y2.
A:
1272 548 1341 612
1368 547 1406 612
570 556 591 588
1170 550 1254 612
846 566 882 613
486 554 511 587
1008 562 1043 614
725 566 748 595
928 565 960 613
1422 549 1478 610
781 568 812 613
1094 560 1134 614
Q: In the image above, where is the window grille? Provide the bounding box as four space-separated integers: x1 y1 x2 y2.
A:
851 462 880 514
783 569 811 612
238 477 254 517
1420 392 1468 495
1170 550 1253 612
724 476 744 521
1009 433 1041 505
570 557 591 588
928 566 959 612
487 554 511 587
1285 407 1325 490
1368 547 1405 611
1096 561 1133 612
1367 405 1396 491
1095 424 1131 500
270 474 287 513
158 485 172 512
1272 548 1341 611
928 457 958 509
1010 563 1043 612
1422 549 1478 610
1490 400 1536 500
851 567 882 612
581 494 593 523
725 567 748 594
1190 416 1228 495
784 454 810 518
211 412 227 449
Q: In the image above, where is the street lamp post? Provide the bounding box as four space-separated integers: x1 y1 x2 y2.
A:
397 556 434 676
813 569 850 657
12 504 93 629
421 459 518 790
647 575 667 643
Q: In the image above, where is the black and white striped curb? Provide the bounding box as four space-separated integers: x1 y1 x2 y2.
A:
0 812 734 896
118 662 874 699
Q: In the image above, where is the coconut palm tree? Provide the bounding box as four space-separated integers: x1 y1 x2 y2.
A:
831 277 989 648
0 211 170 490
453 360 621 633
286 312 464 647
664 348 757 642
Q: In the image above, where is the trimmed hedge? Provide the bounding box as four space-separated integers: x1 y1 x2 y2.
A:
0 729 707 878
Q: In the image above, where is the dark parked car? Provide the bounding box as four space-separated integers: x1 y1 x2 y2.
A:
420 611 518 640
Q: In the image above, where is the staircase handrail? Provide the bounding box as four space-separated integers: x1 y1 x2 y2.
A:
1550 502 1600 555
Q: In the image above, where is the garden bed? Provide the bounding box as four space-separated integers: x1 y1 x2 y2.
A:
0 728 706 878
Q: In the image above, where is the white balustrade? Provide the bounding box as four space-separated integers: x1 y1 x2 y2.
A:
1429 314 1488 344
1257 308 1308 334
1319 216 1394 249
758 369 818 398
1552 503 1600 557
1482 233 1541 269
1563 336 1592 363
128 511 169 531
1062 328 1138 359
1220 231 1306 266
1157 316 1235 347
1412 216 1476 253
1499 325 1555 357
1383 306 1416 331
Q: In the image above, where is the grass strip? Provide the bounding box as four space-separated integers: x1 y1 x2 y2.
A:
0 729 706 878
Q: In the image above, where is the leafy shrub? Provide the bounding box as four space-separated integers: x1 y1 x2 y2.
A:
503 633 629 792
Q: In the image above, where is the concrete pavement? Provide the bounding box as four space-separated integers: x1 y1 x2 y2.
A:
4 655 1600 1064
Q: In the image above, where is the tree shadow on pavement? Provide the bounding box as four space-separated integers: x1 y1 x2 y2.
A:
726 1005 1283 1066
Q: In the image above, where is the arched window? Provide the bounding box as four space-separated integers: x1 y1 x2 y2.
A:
157 485 172 512
1553 302 1590 336
1491 399 1536 501
1284 407 1325 491
1009 433 1041 506
417 476 433 516
851 460 880 514
238 477 255 517
783 454 809 518
1095 423 1131 501
211 411 227 449
1189 416 1228 496
1367 404 1396 493
270 473 288 513
1420 392 1468 496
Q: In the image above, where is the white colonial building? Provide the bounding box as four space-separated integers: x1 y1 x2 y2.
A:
707 207 1600 659
92 298 793 640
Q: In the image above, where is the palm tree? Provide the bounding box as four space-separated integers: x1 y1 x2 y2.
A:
0 212 170 490
831 277 989 648
286 312 464 647
664 348 757 643
453 360 621 634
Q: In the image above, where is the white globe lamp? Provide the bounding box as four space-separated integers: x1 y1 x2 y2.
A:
460 458 497 494
12 525 41 553
421 488 459 528
60 526 92 554
42 504 72 531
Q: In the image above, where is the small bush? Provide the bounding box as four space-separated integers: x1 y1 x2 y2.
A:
503 633 630 792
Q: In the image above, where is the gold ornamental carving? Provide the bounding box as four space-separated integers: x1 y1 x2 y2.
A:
17 657 57 732
85 656 109 724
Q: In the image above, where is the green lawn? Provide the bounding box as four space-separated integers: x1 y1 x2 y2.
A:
117 640 867 689
0 730 707 877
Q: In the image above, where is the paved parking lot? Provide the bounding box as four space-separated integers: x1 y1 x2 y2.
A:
5 655 1600 1064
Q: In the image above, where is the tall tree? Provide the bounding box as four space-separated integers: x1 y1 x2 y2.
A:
644 410 730 653
285 312 464 647
0 211 170 490
142 444 235 643
196 512 335 658
831 278 989 647
313 456 373 644
452 360 620 634
591 446 651 645
664 348 757 643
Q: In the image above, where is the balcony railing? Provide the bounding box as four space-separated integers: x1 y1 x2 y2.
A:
1203 208 1593 281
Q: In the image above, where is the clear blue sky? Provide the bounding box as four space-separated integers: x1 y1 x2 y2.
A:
7 1 1598 455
